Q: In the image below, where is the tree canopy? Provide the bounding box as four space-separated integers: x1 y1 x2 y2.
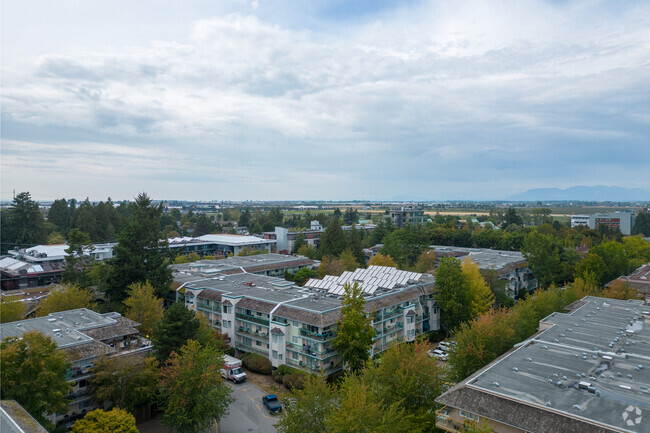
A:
105 193 172 302
0 331 71 429
1 192 47 253
159 340 233 433
434 257 472 331
319 218 347 258
152 302 200 362
71 408 138 433
332 282 375 372
36 285 96 317
123 281 164 337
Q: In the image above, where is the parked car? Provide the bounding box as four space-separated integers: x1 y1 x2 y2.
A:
432 348 448 361
262 394 283 414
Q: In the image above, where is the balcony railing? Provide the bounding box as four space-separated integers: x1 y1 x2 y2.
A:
238 327 269 341
373 308 403 324
237 340 269 356
286 357 340 374
299 328 334 341
235 312 269 327
286 342 336 359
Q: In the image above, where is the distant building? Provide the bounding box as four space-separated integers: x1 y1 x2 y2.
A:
436 296 650 433
571 214 590 228
262 220 374 254
167 234 276 257
586 211 636 235
173 265 438 376
1 243 116 291
170 253 316 279
389 207 426 228
0 309 151 428
430 246 537 298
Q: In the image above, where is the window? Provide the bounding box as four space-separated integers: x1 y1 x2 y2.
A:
255 340 261 346
406 315 414 324
292 321 299 327
292 351 299 360
272 333 282 344
460 410 479 421
223 320 231 328
272 350 278 359
223 305 231 314
80 399 94 409
292 336 299 344
243 337 252 346
245 309 252 316
278 353 283 360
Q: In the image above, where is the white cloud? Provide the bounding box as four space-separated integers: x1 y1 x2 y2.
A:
1 0 649 200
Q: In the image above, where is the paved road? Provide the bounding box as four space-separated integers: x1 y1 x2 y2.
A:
218 380 279 433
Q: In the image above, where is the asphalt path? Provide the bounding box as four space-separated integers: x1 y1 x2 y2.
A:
218 380 279 433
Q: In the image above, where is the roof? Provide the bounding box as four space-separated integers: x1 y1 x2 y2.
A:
436 296 650 433
430 245 528 276
0 257 64 276
0 400 48 433
63 339 115 362
236 297 277 314
196 234 276 246
607 263 650 294
171 254 315 277
271 327 285 335
274 304 341 327
82 316 140 341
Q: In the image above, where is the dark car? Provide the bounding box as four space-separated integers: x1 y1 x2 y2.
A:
262 394 283 414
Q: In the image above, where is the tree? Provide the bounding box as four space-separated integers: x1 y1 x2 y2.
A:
47 232 66 244
521 231 561 288
0 295 26 323
292 234 305 254
238 208 251 228
37 285 96 317
381 225 429 268
318 255 345 278
434 257 472 331
90 356 159 413
0 331 71 429
590 241 630 283
367 253 397 268
346 224 365 264
62 228 94 287
71 408 138 433
3 192 47 253
293 268 319 286
106 193 173 302
320 218 347 258
124 281 163 337
193 213 215 237
576 253 608 286
601 280 639 300
504 207 523 227
159 340 233 433
326 374 422 433
332 282 374 372
152 302 200 362
276 375 336 433
339 248 360 271
462 259 495 317
48 198 71 235
632 211 650 236
363 341 445 430
412 250 436 273
297 244 318 259
343 208 359 225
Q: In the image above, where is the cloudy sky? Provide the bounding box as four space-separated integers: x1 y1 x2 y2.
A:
2 0 649 201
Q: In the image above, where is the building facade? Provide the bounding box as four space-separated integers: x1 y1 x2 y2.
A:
586 211 636 235
430 246 537 299
0 309 151 428
436 296 650 433
570 214 590 228
173 265 439 375
167 234 276 257
389 207 426 228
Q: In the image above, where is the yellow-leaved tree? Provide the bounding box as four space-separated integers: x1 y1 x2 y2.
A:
124 281 164 338
462 259 495 317
37 285 96 317
367 253 397 268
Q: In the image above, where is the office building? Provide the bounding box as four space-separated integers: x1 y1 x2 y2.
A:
389 207 426 228
586 211 636 235
436 296 650 433
167 234 276 256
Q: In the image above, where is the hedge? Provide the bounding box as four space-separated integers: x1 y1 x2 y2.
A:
272 364 308 390
241 353 272 375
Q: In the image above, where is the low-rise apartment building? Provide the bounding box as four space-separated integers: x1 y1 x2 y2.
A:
170 253 316 279
430 246 537 298
436 296 650 433
0 309 151 428
172 265 438 375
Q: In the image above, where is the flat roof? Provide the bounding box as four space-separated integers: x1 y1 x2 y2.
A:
196 234 275 246
0 400 48 433
429 245 527 271
171 253 314 276
440 297 650 433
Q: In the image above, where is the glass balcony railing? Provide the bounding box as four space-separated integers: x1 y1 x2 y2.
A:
299 328 334 341
235 312 269 327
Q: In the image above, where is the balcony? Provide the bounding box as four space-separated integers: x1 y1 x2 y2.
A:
373 308 403 324
383 322 404 334
286 342 336 360
299 328 334 341
235 312 269 327
197 303 222 314
237 339 269 356
286 357 340 374
237 327 269 341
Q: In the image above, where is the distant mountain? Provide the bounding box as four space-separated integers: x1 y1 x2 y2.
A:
509 186 650 202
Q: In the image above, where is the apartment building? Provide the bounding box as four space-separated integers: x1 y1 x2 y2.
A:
389 207 426 228
430 246 537 298
606 262 650 298
436 296 650 433
173 265 438 375
263 220 375 254
170 253 316 279
0 309 151 428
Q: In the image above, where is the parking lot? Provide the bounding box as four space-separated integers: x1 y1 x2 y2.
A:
218 380 279 433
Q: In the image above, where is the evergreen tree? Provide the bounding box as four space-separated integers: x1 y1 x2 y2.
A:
346 224 365 264
63 228 95 287
105 193 172 303
48 198 71 235
320 217 346 258
3 192 47 253
152 302 200 362
238 208 251 227
343 208 359 225
332 282 374 372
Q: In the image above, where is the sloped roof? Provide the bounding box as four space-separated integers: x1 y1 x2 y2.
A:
273 305 341 327
81 316 140 341
236 297 276 313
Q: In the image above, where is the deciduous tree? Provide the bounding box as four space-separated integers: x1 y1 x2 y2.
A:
90 357 159 413
293 268 319 286
339 248 360 271
71 408 138 433
462 259 495 317
318 255 345 278
159 340 233 433
332 282 374 372
367 253 397 268
521 231 561 288
0 331 71 429
37 285 96 317
124 281 163 337
435 257 472 331
276 375 335 433
0 296 26 323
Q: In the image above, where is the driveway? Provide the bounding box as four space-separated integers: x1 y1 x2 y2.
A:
218 380 279 433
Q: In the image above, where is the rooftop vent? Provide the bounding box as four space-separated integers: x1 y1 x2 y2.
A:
572 405 581 411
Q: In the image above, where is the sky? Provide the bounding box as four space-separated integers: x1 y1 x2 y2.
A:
1 0 649 202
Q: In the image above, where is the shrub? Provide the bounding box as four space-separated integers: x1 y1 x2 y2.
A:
242 353 272 375
282 373 307 390
226 347 236 357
